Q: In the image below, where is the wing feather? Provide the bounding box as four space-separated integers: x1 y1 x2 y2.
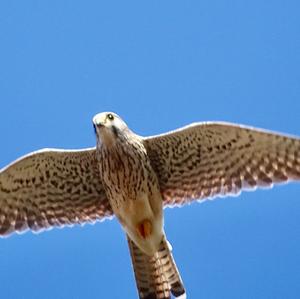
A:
143 122 300 207
0 148 113 236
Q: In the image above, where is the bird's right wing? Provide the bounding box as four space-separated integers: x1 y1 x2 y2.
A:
0 148 113 237
143 122 300 207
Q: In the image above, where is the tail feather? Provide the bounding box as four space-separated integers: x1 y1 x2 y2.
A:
127 234 186 299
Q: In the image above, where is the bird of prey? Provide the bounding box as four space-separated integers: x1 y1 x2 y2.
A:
1 112 300 299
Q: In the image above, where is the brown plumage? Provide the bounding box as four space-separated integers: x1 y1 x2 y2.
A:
1 112 300 298
0 148 112 236
127 235 185 299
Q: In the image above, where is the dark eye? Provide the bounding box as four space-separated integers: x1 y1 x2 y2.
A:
107 113 114 121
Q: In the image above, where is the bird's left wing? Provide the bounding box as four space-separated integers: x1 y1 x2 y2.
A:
143 122 300 207
0 148 113 236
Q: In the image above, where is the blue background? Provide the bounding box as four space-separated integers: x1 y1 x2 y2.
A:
0 1 299 298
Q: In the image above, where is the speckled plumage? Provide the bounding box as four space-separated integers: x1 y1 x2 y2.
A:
1 112 300 299
144 122 300 206
0 148 112 236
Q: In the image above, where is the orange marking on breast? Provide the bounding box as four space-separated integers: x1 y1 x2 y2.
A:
137 219 152 239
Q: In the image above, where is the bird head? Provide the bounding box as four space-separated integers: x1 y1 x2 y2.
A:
93 112 131 147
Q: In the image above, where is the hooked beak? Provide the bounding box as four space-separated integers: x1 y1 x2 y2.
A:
93 123 97 134
93 113 106 134
93 122 105 134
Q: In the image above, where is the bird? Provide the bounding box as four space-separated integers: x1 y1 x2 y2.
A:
1 112 300 299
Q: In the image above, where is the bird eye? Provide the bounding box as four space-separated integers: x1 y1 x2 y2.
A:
107 113 114 121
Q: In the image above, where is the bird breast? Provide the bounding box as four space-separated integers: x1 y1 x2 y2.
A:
97 141 164 255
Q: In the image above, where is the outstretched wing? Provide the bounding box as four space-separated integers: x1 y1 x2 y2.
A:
143 122 300 207
0 148 113 236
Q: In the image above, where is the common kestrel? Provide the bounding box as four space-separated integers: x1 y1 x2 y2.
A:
1 112 300 299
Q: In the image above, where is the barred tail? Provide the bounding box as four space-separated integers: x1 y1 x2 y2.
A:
127 234 186 299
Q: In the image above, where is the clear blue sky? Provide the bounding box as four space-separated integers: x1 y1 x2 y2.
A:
0 1 299 298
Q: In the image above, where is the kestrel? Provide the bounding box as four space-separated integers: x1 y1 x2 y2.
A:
1 112 300 299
